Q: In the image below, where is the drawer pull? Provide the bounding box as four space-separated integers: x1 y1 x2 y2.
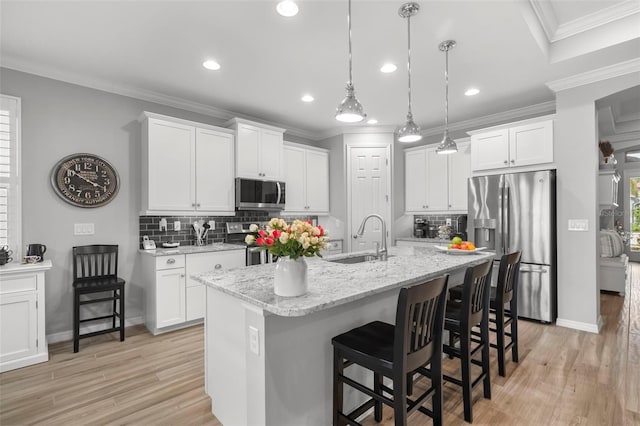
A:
167 258 176 264
215 264 222 269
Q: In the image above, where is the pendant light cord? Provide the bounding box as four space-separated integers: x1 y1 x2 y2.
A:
444 46 449 134
406 14 413 116
347 0 353 85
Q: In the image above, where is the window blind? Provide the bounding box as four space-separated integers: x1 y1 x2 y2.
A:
0 95 20 251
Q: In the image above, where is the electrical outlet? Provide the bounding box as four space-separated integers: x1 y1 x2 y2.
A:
209 220 216 230
249 326 260 355
446 218 452 226
174 221 181 231
568 219 588 231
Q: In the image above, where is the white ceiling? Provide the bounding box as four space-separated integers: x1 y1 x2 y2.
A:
1 0 639 140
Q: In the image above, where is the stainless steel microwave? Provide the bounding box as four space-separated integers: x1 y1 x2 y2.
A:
235 178 286 211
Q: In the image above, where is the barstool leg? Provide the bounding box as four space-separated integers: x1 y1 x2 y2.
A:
374 372 383 421
333 348 343 426
431 354 443 426
112 289 117 329
393 372 407 426
73 290 79 353
481 316 492 399
496 306 506 377
511 300 519 363
120 286 125 342
460 331 473 423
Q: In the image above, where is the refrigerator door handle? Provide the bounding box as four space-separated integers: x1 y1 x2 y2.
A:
520 266 549 274
504 186 510 254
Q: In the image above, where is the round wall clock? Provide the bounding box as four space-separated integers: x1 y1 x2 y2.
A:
50 153 120 208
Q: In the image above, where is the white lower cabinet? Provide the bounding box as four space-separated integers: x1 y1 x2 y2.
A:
143 250 245 335
0 261 52 373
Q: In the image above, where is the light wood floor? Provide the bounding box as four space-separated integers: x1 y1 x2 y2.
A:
2 265 639 426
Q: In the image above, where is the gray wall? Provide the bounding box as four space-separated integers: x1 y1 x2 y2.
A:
0 68 317 338
554 71 640 329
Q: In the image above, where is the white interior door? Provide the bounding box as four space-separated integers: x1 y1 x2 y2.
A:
349 146 390 253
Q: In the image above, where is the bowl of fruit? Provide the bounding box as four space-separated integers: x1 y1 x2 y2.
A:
435 236 486 255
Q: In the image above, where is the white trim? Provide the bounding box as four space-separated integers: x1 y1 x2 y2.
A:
555 317 600 333
46 315 145 344
138 111 234 134
466 114 555 136
529 0 640 42
546 58 640 93
283 140 329 154
0 94 22 258
1 60 317 141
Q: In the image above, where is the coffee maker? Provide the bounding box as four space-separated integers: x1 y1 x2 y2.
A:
413 218 428 238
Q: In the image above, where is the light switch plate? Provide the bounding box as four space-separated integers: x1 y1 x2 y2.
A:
74 223 95 235
568 219 589 231
173 221 181 231
249 326 260 355
446 218 452 226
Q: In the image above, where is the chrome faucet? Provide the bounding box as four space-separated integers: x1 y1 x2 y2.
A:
356 214 388 261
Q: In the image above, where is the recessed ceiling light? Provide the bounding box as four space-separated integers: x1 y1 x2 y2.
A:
203 60 221 71
380 63 397 73
301 94 314 103
465 88 480 96
367 119 378 124
277 1 298 17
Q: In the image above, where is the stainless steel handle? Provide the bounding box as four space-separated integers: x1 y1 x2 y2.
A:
197 203 201 207
180 274 185 278
191 203 196 207
510 159 515 164
167 258 176 264
504 160 508 165
352 235 358 239
215 264 222 269
276 181 282 205
503 186 510 254
520 267 548 274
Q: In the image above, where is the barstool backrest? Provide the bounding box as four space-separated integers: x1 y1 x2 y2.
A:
394 275 449 373
496 251 522 306
72 245 119 281
461 260 493 328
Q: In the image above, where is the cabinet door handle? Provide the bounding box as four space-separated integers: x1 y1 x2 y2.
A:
449 204 452 208
197 203 201 207
215 264 222 269
180 274 185 278
510 159 515 164
504 160 508 165
167 258 176 264
191 203 196 207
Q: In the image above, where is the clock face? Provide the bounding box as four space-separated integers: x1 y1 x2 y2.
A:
51 153 120 208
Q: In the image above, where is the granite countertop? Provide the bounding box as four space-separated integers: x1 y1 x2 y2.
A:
139 243 245 257
395 237 452 244
194 246 494 317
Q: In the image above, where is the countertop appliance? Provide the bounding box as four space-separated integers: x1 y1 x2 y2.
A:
235 178 285 211
413 218 428 238
468 170 556 322
226 222 274 266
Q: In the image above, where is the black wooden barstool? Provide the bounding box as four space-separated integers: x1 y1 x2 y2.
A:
332 275 449 426
443 260 493 423
72 245 125 353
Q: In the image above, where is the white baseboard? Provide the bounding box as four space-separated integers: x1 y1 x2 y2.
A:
46 316 145 344
556 317 601 334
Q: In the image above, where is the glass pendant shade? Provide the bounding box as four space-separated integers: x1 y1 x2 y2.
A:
397 113 422 142
335 0 366 123
336 83 366 123
397 3 422 143
436 40 457 154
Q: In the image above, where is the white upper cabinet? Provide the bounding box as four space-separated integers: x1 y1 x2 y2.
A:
140 112 235 215
469 116 554 172
227 118 285 180
598 170 620 209
283 142 329 214
405 140 470 213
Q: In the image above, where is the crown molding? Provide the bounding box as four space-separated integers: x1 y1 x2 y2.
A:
553 0 640 42
529 0 640 43
546 58 640 92
0 58 319 141
604 131 640 144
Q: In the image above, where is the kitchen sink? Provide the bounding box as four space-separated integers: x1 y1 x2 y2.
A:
326 254 392 264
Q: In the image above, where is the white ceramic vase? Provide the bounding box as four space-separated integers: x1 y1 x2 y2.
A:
274 256 308 297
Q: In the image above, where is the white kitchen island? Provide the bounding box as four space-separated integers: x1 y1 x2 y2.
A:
195 245 494 426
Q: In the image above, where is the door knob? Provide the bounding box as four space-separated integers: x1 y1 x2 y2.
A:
352 235 358 239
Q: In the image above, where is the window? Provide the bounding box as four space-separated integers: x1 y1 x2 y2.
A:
0 95 21 253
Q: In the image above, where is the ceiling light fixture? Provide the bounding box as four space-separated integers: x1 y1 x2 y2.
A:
380 63 397 73
397 2 422 143
202 60 221 71
301 94 314 102
335 0 366 123
276 1 299 17
465 88 479 96
436 40 458 155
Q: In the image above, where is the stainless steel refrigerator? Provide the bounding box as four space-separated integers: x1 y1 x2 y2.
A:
468 170 556 322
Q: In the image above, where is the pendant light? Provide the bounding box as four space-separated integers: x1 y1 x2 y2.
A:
335 0 366 123
397 2 422 143
436 40 458 154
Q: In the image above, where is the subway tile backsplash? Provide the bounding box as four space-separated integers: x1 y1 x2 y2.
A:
139 211 318 248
